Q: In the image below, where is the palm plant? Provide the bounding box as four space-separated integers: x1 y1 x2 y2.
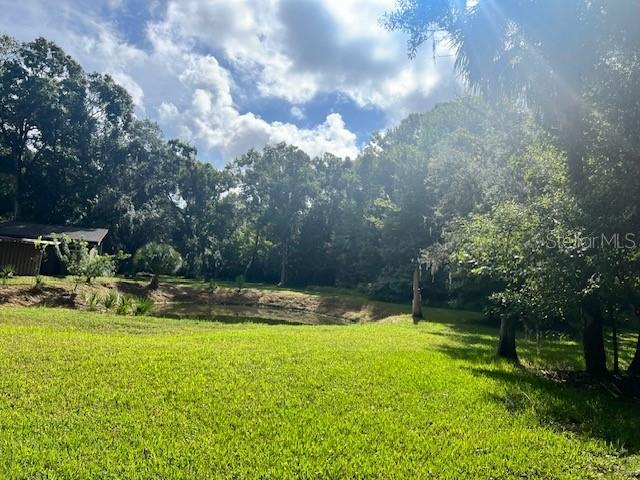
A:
134 297 154 316
103 289 119 311
0 265 14 286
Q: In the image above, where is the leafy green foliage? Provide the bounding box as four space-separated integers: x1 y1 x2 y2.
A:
31 275 45 292
231 143 317 285
234 274 245 291
115 295 134 316
102 289 119 311
134 243 183 277
133 297 154 316
0 264 14 285
83 291 100 311
53 235 118 287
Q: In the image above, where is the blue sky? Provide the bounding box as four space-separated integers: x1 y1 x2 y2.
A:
0 0 460 165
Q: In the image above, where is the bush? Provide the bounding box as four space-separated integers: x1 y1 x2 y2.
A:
103 290 119 311
53 234 126 289
133 242 182 289
134 297 154 316
116 295 134 316
83 291 100 311
32 275 46 292
0 265 14 285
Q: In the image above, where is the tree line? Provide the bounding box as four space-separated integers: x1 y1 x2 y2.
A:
2 0 640 379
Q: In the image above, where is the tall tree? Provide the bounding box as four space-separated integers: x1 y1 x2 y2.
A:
0 36 89 220
232 144 316 286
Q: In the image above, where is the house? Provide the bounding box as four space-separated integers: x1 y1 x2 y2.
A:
0 222 109 276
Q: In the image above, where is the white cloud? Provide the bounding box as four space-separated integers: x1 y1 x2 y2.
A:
173 86 358 160
157 102 179 121
153 0 460 119
0 0 461 164
110 72 145 109
290 106 305 120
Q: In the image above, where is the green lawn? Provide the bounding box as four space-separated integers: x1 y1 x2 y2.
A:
1 307 639 479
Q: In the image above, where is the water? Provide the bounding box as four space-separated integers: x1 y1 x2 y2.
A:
153 302 350 326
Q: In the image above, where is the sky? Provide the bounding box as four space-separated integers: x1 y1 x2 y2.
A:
0 0 461 165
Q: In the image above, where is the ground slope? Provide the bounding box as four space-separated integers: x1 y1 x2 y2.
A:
0 307 639 479
0 276 484 324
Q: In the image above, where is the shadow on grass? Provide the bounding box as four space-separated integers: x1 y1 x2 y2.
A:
158 312 310 326
115 281 150 297
430 321 640 453
473 366 640 454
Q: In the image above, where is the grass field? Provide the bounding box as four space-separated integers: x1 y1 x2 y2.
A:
1 307 639 479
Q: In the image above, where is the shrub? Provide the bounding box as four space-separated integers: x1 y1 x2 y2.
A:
103 289 119 311
133 242 182 290
32 275 46 292
53 235 126 289
83 291 100 311
0 265 14 285
116 295 134 316
134 297 154 316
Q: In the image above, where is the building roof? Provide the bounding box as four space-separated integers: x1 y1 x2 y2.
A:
0 222 109 245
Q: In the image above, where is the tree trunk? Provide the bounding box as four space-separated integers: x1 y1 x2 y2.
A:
611 309 619 375
412 262 423 320
563 105 587 191
13 174 19 220
13 125 28 221
244 228 261 278
498 316 518 361
628 331 640 376
149 274 159 290
13 153 22 221
582 307 608 376
278 239 288 286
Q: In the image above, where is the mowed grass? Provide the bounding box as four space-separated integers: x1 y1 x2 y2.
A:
1 308 639 479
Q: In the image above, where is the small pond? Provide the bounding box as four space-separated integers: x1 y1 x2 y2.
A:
152 302 350 326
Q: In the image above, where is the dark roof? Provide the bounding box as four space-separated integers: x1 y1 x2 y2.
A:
0 222 109 245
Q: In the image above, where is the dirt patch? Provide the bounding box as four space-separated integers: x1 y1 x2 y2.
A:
0 285 78 308
0 280 402 324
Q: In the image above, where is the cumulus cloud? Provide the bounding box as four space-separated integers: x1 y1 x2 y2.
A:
153 0 460 120
290 106 305 120
0 0 460 164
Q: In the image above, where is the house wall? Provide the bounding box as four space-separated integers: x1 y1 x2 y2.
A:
0 240 43 275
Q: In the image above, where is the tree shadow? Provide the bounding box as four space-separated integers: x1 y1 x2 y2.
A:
472 366 640 454
429 321 640 453
115 281 150 297
159 311 310 326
